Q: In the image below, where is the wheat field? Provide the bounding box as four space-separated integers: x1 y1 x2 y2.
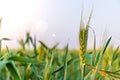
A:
0 13 120 80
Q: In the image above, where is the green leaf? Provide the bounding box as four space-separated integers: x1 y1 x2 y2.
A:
6 46 12 58
85 70 92 80
63 44 69 80
31 64 43 80
39 41 48 50
25 36 33 45
102 37 112 55
112 46 119 61
51 43 59 50
0 61 21 80
33 36 38 56
105 71 120 79
6 61 22 80
95 51 100 66
25 37 29 44
52 66 63 75
0 46 12 60
29 37 34 45
1 38 11 41
92 37 112 80
24 64 32 80
8 56 39 63
86 64 120 79
52 57 79 75
0 61 7 74
114 69 120 73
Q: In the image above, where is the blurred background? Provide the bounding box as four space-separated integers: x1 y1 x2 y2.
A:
0 0 120 49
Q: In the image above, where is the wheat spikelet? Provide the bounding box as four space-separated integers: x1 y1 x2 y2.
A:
79 27 88 65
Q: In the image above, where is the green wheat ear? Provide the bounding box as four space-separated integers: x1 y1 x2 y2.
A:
79 10 93 80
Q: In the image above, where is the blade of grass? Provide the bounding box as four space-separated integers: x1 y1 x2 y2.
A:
39 41 48 50
84 70 92 80
33 35 38 56
52 57 79 75
1 38 11 41
6 61 22 80
31 64 43 80
92 37 112 80
43 43 57 80
105 71 120 79
112 46 119 62
95 51 100 66
24 64 32 80
0 61 21 80
63 44 69 80
0 61 7 74
86 64 120 79
51 43 59 51
8 56 40 63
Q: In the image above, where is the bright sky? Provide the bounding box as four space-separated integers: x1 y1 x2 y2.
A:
0 0 120 49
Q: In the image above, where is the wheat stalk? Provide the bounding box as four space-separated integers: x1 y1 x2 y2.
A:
79 10 93 80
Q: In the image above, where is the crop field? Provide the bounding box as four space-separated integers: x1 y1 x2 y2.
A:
0 13 120 80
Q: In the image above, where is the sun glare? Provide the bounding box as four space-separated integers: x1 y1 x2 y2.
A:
52 33 56 37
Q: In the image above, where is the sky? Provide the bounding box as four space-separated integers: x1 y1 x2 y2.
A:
0 0 120 49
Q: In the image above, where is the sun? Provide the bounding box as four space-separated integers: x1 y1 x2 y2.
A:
52 33 56 37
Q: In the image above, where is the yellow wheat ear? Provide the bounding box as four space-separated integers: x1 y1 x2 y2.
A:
79 10 93 64
79 10 93 80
